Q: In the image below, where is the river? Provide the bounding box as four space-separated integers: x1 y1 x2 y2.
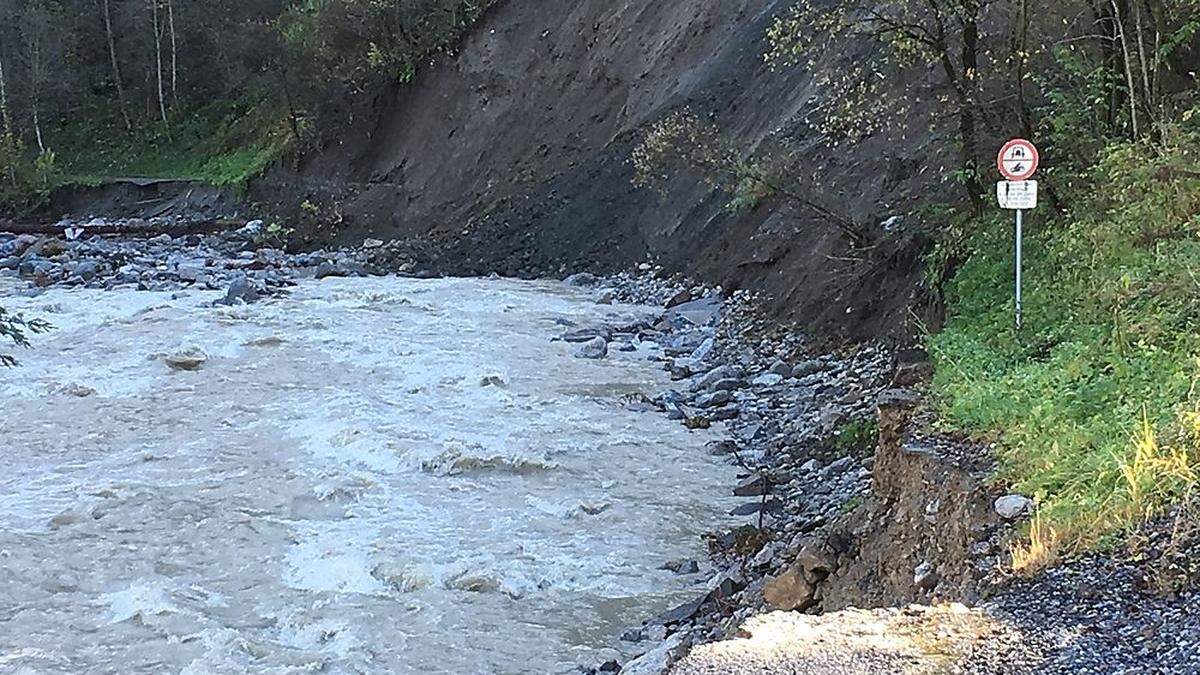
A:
0 276 739 674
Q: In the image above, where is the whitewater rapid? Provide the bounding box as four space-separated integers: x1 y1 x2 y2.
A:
0 276 739 674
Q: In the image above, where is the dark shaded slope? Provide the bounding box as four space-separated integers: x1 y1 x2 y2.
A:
256 0 938 340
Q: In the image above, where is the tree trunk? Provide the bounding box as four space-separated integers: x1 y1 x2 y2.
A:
28 17 45 153
150 0 170 136
32 107 43 154
958 11 985 215
102 0 132 132
1131 1 1157 133
1014 0 1034 140
1111 0 1141 139
0 48 15 187
167 0 177 107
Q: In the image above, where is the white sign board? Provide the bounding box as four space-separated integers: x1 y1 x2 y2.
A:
997 180 1038 210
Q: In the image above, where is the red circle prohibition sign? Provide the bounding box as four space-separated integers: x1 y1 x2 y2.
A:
998 139 1040 181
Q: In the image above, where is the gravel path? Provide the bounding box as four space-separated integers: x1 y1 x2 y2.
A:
671 606 997 675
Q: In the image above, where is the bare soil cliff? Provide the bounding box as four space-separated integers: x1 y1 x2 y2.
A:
253 0 939 341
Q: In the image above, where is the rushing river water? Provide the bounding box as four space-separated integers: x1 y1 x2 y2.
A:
0 276 739 674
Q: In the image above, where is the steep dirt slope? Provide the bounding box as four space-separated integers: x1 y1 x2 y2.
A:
256 0 942 340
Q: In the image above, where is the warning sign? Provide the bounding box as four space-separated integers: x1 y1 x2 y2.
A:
997 139 1040 181
997 180 1038 210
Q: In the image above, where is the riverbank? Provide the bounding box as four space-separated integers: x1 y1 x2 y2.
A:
570 270 1200 674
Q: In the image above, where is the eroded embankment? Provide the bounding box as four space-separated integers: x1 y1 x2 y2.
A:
245 0 932 342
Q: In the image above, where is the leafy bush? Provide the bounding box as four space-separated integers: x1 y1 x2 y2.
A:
631 110 864 241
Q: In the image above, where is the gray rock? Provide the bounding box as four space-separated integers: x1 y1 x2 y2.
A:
668 294 722 327
234 220 264 238
562 326 612 343
576 337 609 360
164 349 208 372
563 272 600 287
792 360 825 378
708 377 745 392
222 273 260 305
752 543 777 567
695 390 732 408
769 360 792 377
752 373 784 387
661 559 700 575
689 336 715 362
314 261 363 279
994 494 1034 520
733 475 769 497
914 561 939 591
621 632 687 675
817 405 846 433
693 365 740 391
820 457 856 478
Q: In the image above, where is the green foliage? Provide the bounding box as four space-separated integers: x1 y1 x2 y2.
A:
0 306 50 368
280 0 497 92
631 109 862 240
0 143 60 211
930 122 1200 552
831 419 880 457
255 221 296 248
51 99 293 190
725 175 775 214
839 494 865 515
765 1 926 143
632 110 776 205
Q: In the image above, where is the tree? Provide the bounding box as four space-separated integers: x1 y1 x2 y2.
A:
101 0 133 131
767 0 1002 214
0 28 19 189
18 0 58 153
148 0 168 134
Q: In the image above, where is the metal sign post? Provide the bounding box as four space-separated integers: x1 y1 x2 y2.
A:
1015 208 1023 330
997 139 1040 331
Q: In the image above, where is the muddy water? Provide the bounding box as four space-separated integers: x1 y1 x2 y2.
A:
0 277 738 674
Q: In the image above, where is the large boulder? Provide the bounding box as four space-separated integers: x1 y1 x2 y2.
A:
621 632 687 675
763 564 817 612
221 273 260 305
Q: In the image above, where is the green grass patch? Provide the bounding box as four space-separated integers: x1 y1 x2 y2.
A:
50 99 294 191
930 127 1200 555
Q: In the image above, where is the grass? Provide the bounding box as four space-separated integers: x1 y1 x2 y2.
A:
929 125 1200 559
49 98 294 191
